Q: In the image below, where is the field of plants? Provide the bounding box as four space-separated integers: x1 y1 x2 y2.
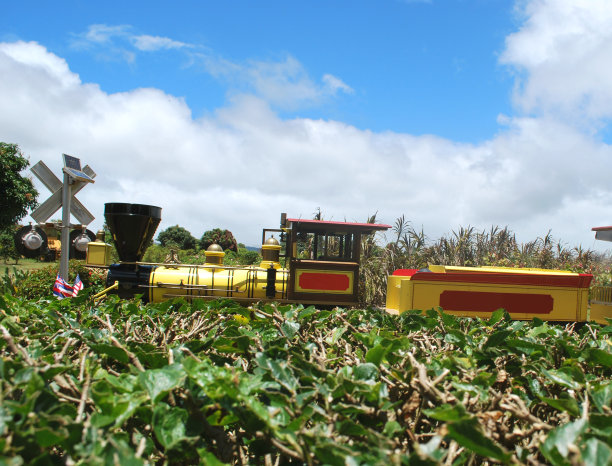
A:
1 285 612 465
1 220 612 464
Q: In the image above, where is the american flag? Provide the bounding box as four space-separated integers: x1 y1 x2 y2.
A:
53 274 74 299
72 274 83 297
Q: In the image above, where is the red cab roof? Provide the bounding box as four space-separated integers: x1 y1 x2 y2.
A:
287 217 391 233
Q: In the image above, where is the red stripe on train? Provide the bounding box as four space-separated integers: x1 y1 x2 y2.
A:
439 291 554 314
298 273 350 291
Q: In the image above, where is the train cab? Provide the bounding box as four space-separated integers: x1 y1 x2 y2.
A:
278 215 390 307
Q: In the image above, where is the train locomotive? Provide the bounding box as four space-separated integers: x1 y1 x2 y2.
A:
87 203 612 324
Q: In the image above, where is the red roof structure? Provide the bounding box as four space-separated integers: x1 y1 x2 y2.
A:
287 218 391 233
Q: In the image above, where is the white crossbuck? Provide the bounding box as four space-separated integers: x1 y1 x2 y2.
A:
30 160 96 225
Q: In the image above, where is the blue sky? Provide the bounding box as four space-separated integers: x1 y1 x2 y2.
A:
2 0 612 251
3 0 515 140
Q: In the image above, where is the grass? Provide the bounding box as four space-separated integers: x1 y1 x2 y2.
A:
1 258 56 276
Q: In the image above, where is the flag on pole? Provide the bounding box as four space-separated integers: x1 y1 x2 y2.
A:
72 274 83 297
53 274 74 299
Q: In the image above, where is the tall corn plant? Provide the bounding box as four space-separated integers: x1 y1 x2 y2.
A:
359 212 388 306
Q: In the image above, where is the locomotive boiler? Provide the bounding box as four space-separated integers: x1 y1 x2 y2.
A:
88 202 612 324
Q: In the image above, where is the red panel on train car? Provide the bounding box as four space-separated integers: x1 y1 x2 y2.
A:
392 269 420 276
298 272 351 291
413 272 592 288
440 290 554 314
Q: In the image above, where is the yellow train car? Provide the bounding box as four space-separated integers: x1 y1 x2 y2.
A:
386 265 593 322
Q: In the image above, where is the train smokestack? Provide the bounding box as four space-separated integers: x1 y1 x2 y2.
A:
104 203 162 262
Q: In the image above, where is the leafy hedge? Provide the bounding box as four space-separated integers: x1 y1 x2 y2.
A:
1 293 611 464
2 261 107 300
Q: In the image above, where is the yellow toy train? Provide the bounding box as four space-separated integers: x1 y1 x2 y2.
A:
86 203 612 324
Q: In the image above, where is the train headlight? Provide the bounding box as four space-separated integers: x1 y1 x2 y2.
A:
23 230 44 250
73 233 91 252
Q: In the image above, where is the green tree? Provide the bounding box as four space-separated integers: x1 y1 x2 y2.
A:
0 143 38 230
200 228 238 252
157 225 197 250
0 227 20 264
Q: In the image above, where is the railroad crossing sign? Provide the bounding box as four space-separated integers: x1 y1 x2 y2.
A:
30 158 96 224
30 154 95 281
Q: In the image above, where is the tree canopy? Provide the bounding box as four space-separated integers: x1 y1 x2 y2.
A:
0 143 38 231
157 225 197 250
200 228 238 252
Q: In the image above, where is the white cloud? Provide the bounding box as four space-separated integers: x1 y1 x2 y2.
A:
131 35 191 52
2 0 612 254
83 24 131 44
72 24 191 60
501 0 612 127
204 54 353 110
322 74 354 95
0 41 80 88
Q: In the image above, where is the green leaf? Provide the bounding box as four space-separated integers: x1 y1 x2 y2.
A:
444 329 467 348
326 326 347 345
255 354 298 392
314 443 353 466
581 438 612 465
382 420 403 437
139 364 186 403
0 406 10 436
488 308 507 326
589 413 612 437
280 321 300 339
197 449 228 465
297 305 317 321
539 396 581 417
591 381 612 413
505 338 546 355
365 344 387 366
446 418 511 462
89 343 129 364
353 363 378 383
130 342 168 369
584 348 612 368
34 426 68 447
212 335 251 353
424 404 468 422
540 419 587 462
337 419 369 436
541 368 582 390
101 372 139 393
483 330 512 350
152 404 190 450
416 435 446 462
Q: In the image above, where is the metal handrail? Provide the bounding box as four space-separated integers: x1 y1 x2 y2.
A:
591 285 612 304
116 261 282 272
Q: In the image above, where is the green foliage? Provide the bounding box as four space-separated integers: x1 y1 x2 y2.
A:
1 296 612 464
200 228 238 253
12 260 107 299
0 142 38 231
0 267 29 295
142 244 170 263
0 226 20 264
224 247 262 266
142 244 261 267
157 225 197 250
